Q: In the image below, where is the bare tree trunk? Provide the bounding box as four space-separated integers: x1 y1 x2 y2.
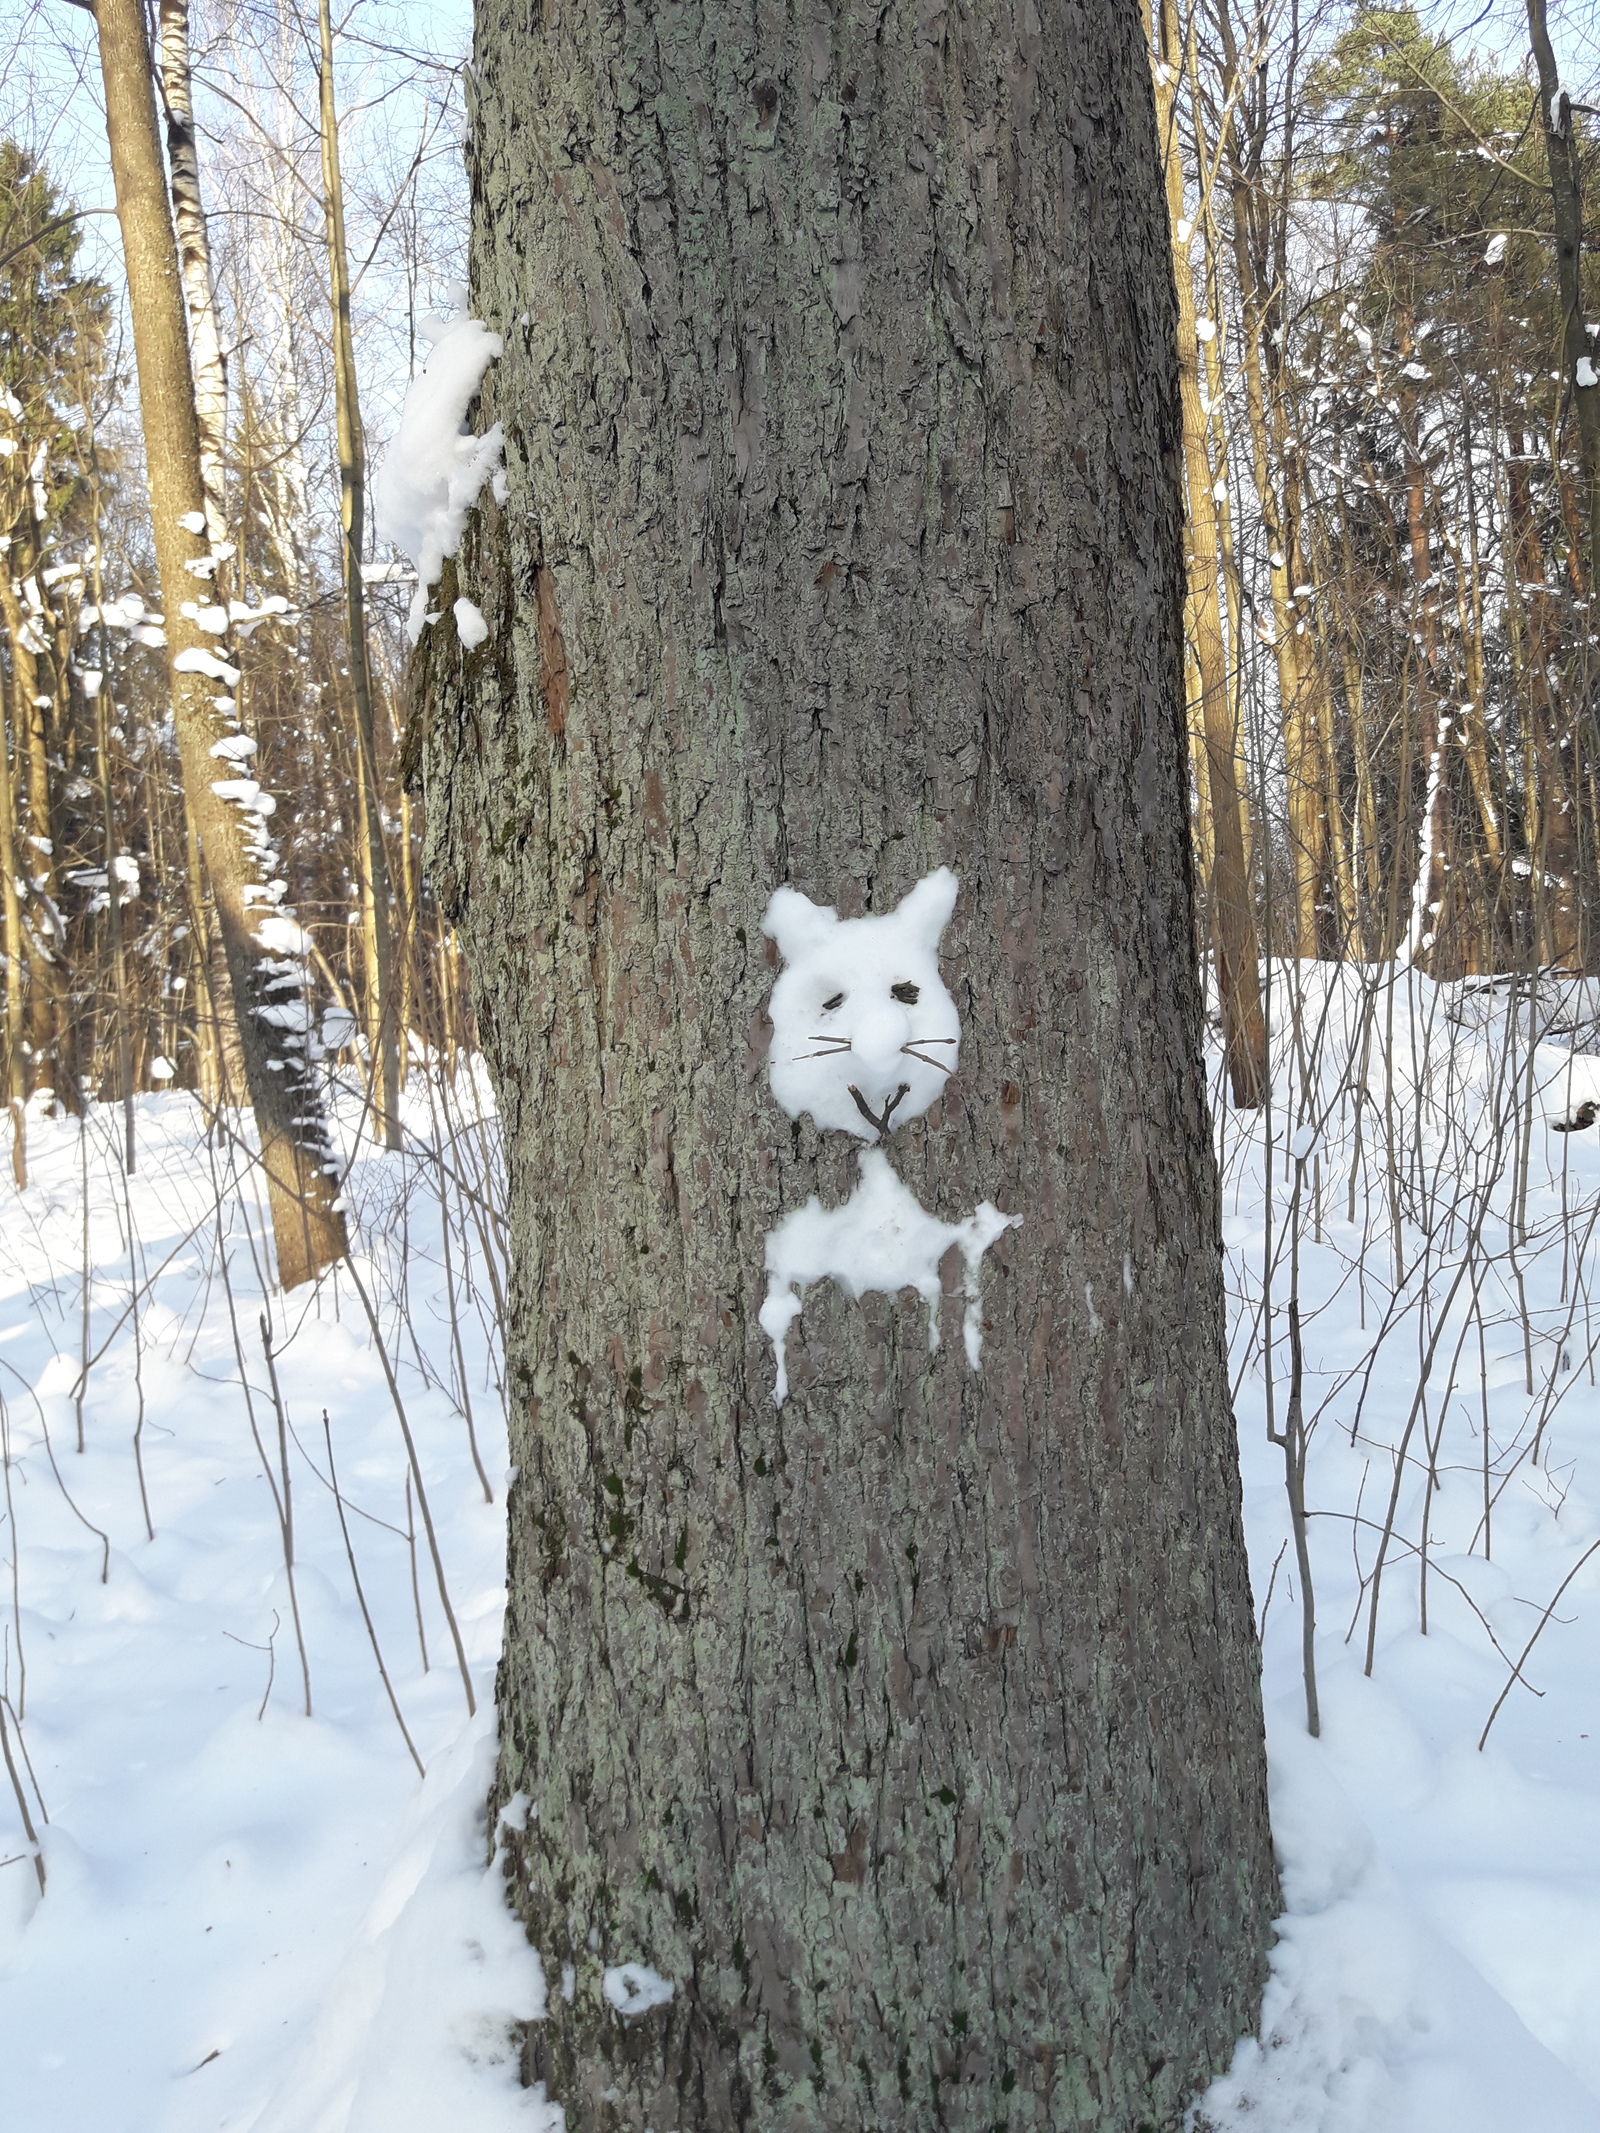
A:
1327 498 1384 952
1399 389 1452 967
1151 0 1268 1104
1528 0 1600 587
96 0 347 1288
316 0 400 1150
1506 450 1579 962
0 527 66 1091
81 421 137 1170
1211 0 1328 957
184 807 222 1103
1234 299 1325 955
424 3 1277 2126
0 685 27 1186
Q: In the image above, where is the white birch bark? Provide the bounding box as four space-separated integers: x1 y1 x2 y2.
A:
156 0 230 549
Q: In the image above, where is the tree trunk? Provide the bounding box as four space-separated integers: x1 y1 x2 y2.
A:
156 0 231 549
96 0 347 1288
0 680 27 1185
1528 0 1600 589
1506 451 1579 964
1209 0 1337 962
1149 0 1268 1103
81 424 137 1170
0 516 67 1093
1399 388 1452 968
426 4 1276 2127
316 0 401 1148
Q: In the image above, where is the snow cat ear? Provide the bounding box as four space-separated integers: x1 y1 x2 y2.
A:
890 867 959 953
762 885 839 964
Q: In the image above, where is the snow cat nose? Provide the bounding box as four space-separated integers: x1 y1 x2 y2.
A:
844 1006 921 1143
851 1005 910 1098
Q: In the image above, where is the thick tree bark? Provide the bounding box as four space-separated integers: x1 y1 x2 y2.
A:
426 3 1276 2127
96 0 347 1288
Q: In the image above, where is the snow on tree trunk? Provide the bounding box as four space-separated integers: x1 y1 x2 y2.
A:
419 3 1277 2125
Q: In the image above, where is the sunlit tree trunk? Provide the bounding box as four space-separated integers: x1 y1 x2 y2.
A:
0 510 68 1091
1399 383 1452 968
1528 0 1600 586
424 2 1277 2125
1151 0 1267 1102
96 0 347 1287
156 0 230 547
0 683 28 1184
1506 450 1579 963
79 408 137 1170
316 0 400 1148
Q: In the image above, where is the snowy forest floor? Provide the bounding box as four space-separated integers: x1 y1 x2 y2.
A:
4 968 1600 2130
0 1069 547 2133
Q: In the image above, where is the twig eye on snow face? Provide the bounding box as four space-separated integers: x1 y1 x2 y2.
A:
761 868 962 1141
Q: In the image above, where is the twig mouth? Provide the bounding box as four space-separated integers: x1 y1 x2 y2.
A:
848 1082 911 1136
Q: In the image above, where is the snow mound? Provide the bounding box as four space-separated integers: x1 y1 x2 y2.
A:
1194 1714 1600 2132
252 1711 561 2133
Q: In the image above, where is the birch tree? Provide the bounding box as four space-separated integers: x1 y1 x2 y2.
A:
94 0 346 1287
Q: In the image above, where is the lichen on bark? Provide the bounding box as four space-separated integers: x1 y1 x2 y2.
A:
421 3 1278 2127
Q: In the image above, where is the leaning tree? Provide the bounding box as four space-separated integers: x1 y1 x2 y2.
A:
414 2 1277 2126
95 0 347 1286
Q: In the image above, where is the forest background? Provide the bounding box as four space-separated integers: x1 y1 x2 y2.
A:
0 0 1596 1170
3 0 1600 2125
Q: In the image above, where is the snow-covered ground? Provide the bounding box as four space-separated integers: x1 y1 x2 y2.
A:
6 968 1600 2131
1202 963 1600 2131
0 1074 551 2132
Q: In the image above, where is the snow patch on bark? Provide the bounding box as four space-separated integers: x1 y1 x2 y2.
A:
601 1963 674 2018
373 298 504 644
173 644 241 686
762 868 962 1141
760 1149 1018 1405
